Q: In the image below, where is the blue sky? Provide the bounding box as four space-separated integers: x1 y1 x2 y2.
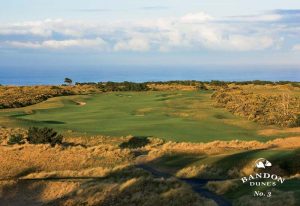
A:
1 0 300 68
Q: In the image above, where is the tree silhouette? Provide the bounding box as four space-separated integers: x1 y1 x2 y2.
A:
64 78 73 85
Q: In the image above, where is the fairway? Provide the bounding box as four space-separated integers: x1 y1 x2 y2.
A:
0 91 288 142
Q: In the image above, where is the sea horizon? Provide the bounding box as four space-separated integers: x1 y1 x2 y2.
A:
0 65 299 85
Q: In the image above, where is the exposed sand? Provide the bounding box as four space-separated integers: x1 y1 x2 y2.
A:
74 101 86 106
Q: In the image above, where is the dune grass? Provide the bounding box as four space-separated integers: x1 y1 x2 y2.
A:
0 91 295 142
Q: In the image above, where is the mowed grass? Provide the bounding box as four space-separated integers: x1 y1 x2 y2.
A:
0 91 288 142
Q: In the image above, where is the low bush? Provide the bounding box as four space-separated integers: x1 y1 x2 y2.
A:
212 88 300 127
8 134 24 145
119 136 150 149
293 115 300 127
27 127 63 146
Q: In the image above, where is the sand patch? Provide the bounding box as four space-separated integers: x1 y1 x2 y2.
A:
74 101 86 106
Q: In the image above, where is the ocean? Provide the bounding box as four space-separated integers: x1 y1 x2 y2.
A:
0 65 299 85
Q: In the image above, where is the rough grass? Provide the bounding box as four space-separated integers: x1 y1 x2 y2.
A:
0 85 99 109
0 128 299 205
212 84 300 127
0 131 221 206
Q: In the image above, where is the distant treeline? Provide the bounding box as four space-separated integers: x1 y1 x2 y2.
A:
75 81 149 91
75 80 300 90
205 80 300 87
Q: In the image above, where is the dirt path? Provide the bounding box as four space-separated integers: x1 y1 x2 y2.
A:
136 164 232 206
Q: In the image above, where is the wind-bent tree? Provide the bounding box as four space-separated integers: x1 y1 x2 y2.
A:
64 77 73 85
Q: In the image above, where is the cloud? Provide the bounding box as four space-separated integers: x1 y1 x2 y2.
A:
173 24 275 51
114 38 150 52
140 6 169 10
292 44 300 51
1 10 299 53
3 38 108 50
180 12 214 23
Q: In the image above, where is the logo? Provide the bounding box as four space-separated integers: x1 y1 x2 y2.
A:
240 158 285 198
255 158 272 169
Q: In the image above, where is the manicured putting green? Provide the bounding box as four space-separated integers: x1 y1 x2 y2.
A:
0 91 277 142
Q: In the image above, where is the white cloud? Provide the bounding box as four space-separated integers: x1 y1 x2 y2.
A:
180 12 214 23
210 35 274 51
3 38 108 50
292 44 300 51
43 38 107 49
114 38 150 51
0 10 293 52
6 41 42 49
0 19 89 37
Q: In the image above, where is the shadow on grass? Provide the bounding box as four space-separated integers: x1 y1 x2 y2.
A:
0 180 46 206
40 120 65 124
8 117 66 126
2 147 299 206
210 149 267 176
14 167 39 179
0 153 226 206
150 153 205 172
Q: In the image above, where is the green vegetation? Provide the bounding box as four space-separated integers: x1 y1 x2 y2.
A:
8 134 24 145
64 77 73 85
119 136 151 149
98 81 150 91
1 91 297 142
27 127 63 146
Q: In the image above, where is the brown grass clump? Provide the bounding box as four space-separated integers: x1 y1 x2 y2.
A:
205 180 239 195
268 137 300 148
0 141 134 179
176 165 209 178
258 127 300 136
0 167 216 206
0 85 98 109
0 131 219 205
0 127 27 145
147 140 269 156
0 127 299 205
212 85 300 127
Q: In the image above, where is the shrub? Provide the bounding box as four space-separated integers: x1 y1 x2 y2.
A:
197 83 208 90
27 127 63 146
8 134 24 145
293 115 300 127
212 88 300 127
119 136 150 149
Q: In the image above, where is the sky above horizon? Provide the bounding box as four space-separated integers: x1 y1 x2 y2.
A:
1 0 300 69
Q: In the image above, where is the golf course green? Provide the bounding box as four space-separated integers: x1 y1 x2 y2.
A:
0 91 281 142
